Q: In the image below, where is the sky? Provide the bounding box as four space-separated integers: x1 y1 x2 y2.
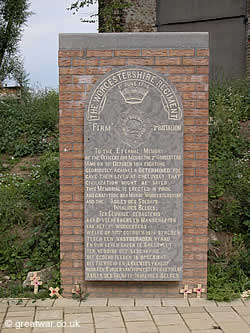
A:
19 0 98 89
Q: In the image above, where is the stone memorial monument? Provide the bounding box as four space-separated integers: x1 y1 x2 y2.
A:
59 33 209 297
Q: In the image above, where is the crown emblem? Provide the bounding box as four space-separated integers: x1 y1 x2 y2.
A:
119 85 149 104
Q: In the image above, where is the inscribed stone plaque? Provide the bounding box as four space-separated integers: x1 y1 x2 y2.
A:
84 67 183 281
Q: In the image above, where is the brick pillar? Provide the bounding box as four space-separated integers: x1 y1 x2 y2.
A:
59 33 209 298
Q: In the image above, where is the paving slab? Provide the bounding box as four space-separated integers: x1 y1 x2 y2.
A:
242 315 250 325
210 310 242 323
123 310 152 322
177 306 205 313
108 298 134 306
35 309 63 320
126 321 158 333
6 299 28 306
189 298 217 306
53 298 80 307
64 312 93 324
81 298 107 306
191 330 223 333
64 306 91 313
8 306 34 312
205 306 233 313
27 299 55 307
162 298 189 307
135 298 161 306
233 306 250 315
219 321 250 333
217 299 245 306
94 312 124 329
149 306 178 314
33 328 63 333
96 329 126 333
65 326 94 333
182 312 212 320
183 317 216 330
6 310 35 317
0 305 7 312
158 324 190 333
152 313 184 326
2 329 32 333
121 306 147 311
0 312 5 321
93 306 119 312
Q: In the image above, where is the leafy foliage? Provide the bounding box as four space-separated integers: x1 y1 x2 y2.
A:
0 89 59 157
68 0 131 32
0 0 32 83
208 79 249 301
0 90 59 284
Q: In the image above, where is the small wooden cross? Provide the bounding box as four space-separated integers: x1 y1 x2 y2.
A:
30 273 42 294
49 287 62 298
180 285 192 298
193 284 205 298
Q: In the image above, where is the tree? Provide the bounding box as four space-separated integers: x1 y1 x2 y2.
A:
68 0 131 32
0 0 31 85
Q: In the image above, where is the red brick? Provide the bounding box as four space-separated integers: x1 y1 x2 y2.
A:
59 76 72 84
60 160 72 168
196 152 208 160
184 193 208 201
184 143 208 151
60 177 72 185
183 58 209 66
59 58 71 67
169 49 195 56
87 50 113 57
184 126 208 134
196 135 209 143
197 66 209 74
127 58 154 66
60 169 83 177
85 67 113 75
60 68 85 75
61 185 83 193
59 50 84 57
197 49 209 57
141 49 168 56
184 168 195 176
184 177 208 185
72 59 99 66
155 57 181 65
60 84 86 92
59 143 72 152
184 134 195 142
73 177 83 185
100 58 126 66
114 50 140 57
197 100 209 108
166 66 195 74
60 135 82 143
73 75 97 84
61 227 73 235
184 152 195 159
175 83 197 91
184 160 208 168
182 92 208 100
59 92 72 101
196 169 208 177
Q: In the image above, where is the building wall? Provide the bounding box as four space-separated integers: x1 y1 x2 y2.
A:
157 0 248 79
123 0 157 32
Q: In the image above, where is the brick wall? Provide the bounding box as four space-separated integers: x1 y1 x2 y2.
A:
59 33 209 298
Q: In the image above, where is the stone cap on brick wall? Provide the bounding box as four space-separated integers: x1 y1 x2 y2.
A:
59 32 209 50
